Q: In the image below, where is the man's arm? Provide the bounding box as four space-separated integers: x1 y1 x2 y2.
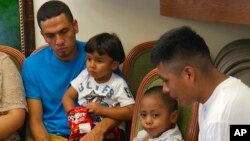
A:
80 117 120 141
0 109 26 139
27 99 50 141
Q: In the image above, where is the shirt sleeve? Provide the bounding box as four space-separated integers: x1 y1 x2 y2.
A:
70 69 88 92
114 76 135 107
0 54 27 112
22 59 40 99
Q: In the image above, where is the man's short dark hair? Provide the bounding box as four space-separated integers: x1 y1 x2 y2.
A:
151 26 212 73
37 0 74 28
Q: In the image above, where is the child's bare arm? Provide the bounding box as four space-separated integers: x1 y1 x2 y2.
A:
87 103 134 121
62 86 78 112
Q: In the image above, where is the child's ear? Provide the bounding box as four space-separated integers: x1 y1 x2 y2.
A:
170 110 179 124
111 61 120 70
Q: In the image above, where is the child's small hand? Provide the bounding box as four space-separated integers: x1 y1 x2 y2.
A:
86 102 103 115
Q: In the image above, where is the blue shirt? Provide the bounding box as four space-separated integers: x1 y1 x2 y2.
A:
22 41 86 136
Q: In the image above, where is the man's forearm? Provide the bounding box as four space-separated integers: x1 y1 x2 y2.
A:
94 117 120 134
30 122 50 141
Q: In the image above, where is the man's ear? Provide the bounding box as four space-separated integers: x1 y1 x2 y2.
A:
40 30 49 43
73 19 79 33
170 110 179 124
111 61 120 70
40 30 44 38
183 66 195 81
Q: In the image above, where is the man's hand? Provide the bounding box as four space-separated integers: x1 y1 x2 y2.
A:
79 125 104 141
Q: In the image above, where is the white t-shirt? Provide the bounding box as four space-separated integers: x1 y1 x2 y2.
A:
133 125 184 141
71 69 135 128
198 76 250 141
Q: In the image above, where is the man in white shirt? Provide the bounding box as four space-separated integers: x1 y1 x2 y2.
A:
150 26 250 141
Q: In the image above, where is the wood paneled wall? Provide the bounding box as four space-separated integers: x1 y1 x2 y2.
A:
160 0 250 26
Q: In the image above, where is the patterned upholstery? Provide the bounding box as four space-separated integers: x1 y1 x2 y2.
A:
130 68 199 141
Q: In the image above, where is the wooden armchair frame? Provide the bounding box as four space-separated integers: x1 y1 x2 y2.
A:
122 41 156 97
31 44 48 54
122 41 156 82
0 45 25 69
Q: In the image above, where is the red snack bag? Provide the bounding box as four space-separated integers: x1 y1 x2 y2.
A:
67 106 93 141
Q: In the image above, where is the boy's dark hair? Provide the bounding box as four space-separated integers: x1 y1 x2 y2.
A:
143 86 177 113
37 0 74 28
85 32 126 64
151 26 212 74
